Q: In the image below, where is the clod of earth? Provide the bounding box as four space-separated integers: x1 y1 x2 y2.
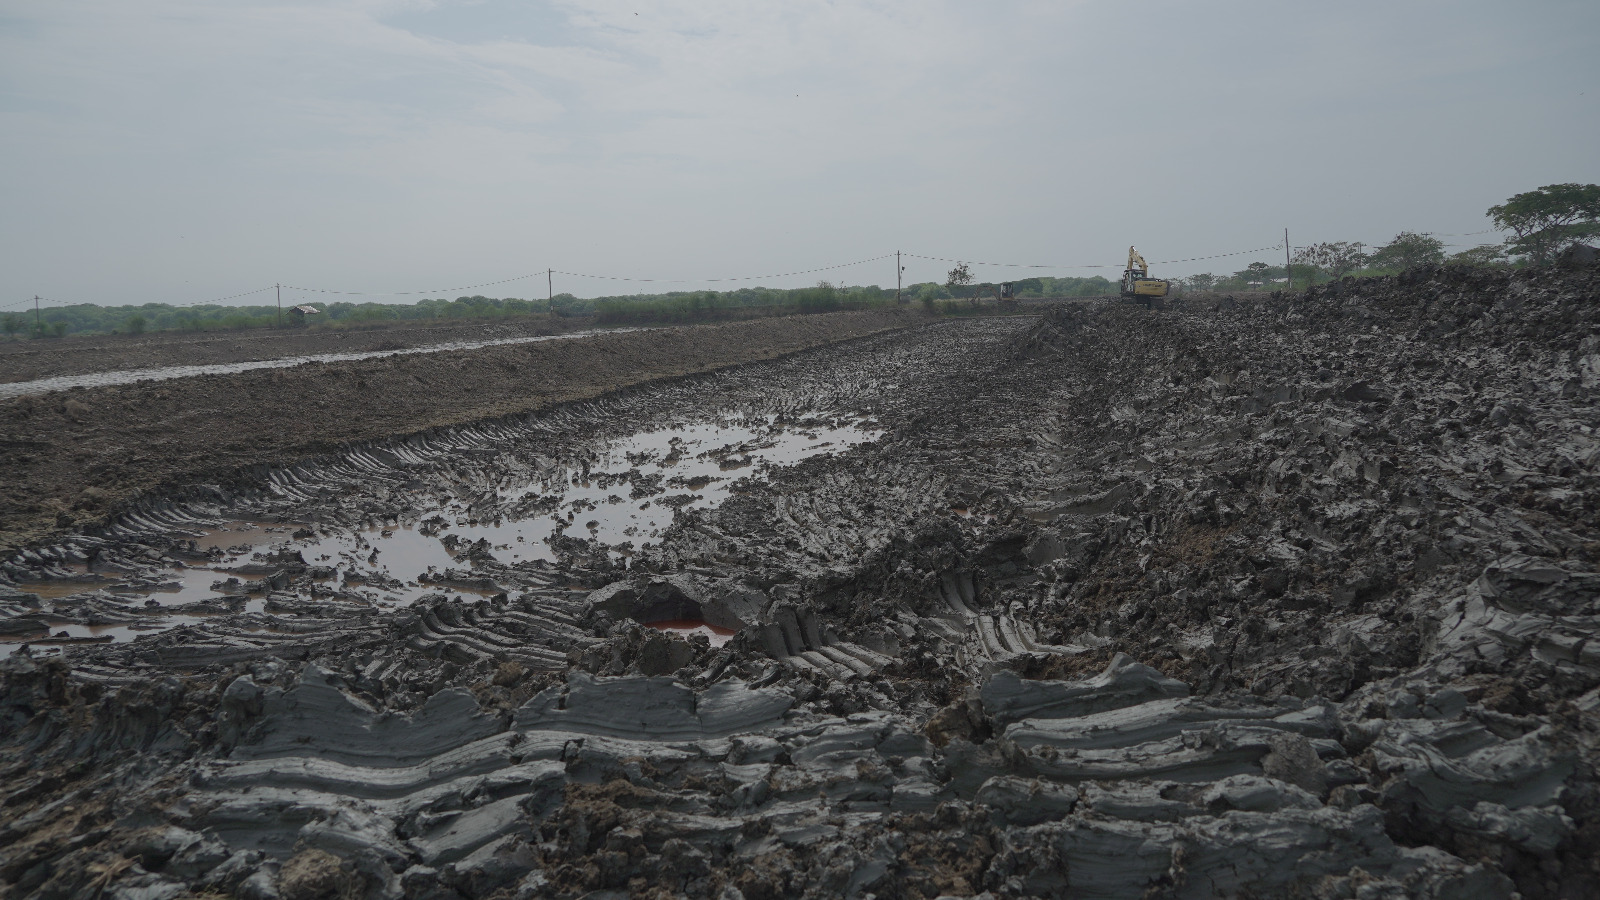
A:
2 264 1599 899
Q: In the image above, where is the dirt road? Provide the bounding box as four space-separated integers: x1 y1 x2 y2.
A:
0 313 632 384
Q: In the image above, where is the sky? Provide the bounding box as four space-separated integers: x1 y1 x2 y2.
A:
2 0 1597 309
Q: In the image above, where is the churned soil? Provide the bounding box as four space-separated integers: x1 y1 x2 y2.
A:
0 308 922 549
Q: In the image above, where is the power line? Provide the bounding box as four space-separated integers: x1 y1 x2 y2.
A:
2 285 278 313
169 286 278 308
280 271 548 297
553 254 896 285
903 244 1287 271
16 232 1493 313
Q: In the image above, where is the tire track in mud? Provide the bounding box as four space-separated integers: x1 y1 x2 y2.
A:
0 308 923 548
1 317 1026 661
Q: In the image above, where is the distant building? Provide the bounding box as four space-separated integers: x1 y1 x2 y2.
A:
289 305 322 325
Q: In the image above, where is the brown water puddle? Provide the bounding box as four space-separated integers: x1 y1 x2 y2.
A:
647 619 736 647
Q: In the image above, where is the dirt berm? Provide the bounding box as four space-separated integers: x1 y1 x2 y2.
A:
0 308 920 548
0 315 609 384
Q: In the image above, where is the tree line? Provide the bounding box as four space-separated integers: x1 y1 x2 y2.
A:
8 184 1593 338
1178 183 1599 293
0 283 911 339
0 273 1137 339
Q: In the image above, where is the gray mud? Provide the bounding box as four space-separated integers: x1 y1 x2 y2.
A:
2 264 1599 899
0 327 650 400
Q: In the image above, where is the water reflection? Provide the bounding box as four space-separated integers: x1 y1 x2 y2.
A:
3 413 879 654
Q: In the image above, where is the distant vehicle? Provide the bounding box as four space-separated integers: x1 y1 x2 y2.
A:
1120 247 1170 302
996 282 1018 311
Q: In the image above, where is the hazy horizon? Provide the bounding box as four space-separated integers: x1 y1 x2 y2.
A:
3 0 1596 310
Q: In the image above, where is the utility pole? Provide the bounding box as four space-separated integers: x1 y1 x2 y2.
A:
34 296 41 336
896 251 902 304
1284 229 1292 292
276 283 282 328
547 268 553 306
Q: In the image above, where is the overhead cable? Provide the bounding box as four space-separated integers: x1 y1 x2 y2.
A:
281 272 548 297
553 254 896 285
173 286 278 307
3 286 279 313
903 244 1287 271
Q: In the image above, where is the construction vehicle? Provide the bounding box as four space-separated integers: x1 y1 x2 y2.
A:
996 281 1018 311
1120 247 1170 301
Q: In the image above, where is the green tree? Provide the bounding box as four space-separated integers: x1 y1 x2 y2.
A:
1244 262 1272 284
1448 244 1510 267
946 263 973 288
1185 273 1218 292
126 314 147 334
1 313 20 339
49 321 69 338
1294 241 1369 278
1369 232 1445 271
1488 183 1600 265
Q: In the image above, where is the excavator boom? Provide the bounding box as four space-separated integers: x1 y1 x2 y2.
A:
1127 246 1149 276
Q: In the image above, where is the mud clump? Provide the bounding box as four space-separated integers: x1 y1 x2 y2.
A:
2 264 1599 898
278 848 361 900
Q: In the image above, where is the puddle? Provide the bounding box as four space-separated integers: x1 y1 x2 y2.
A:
647 619 736 647
11 577 118 599
448 415 879 562
3 413 879 653
0 327 648 398
1 615 210 659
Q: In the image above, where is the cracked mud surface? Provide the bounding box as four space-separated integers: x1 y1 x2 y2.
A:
3 265 1600 899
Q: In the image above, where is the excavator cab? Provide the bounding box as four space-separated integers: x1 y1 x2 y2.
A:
1121 246 1170 304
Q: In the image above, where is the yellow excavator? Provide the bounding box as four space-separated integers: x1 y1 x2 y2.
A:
1120 247 1170 301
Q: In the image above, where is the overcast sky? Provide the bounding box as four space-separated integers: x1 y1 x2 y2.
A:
2 0 1597 309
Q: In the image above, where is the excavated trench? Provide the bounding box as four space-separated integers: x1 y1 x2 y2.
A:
2 266 1600 900
1 412 879 656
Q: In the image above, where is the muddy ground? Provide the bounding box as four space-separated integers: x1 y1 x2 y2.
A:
0 309 918 549
2 264 1599 899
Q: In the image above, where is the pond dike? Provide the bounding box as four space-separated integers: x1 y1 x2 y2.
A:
0 308 920 549
2 264 1600 899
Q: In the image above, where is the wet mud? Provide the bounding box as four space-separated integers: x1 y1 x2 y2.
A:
0 308 917 548
2 265 1600 899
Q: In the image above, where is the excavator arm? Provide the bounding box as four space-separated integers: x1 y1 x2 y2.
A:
1127 246 1148 276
